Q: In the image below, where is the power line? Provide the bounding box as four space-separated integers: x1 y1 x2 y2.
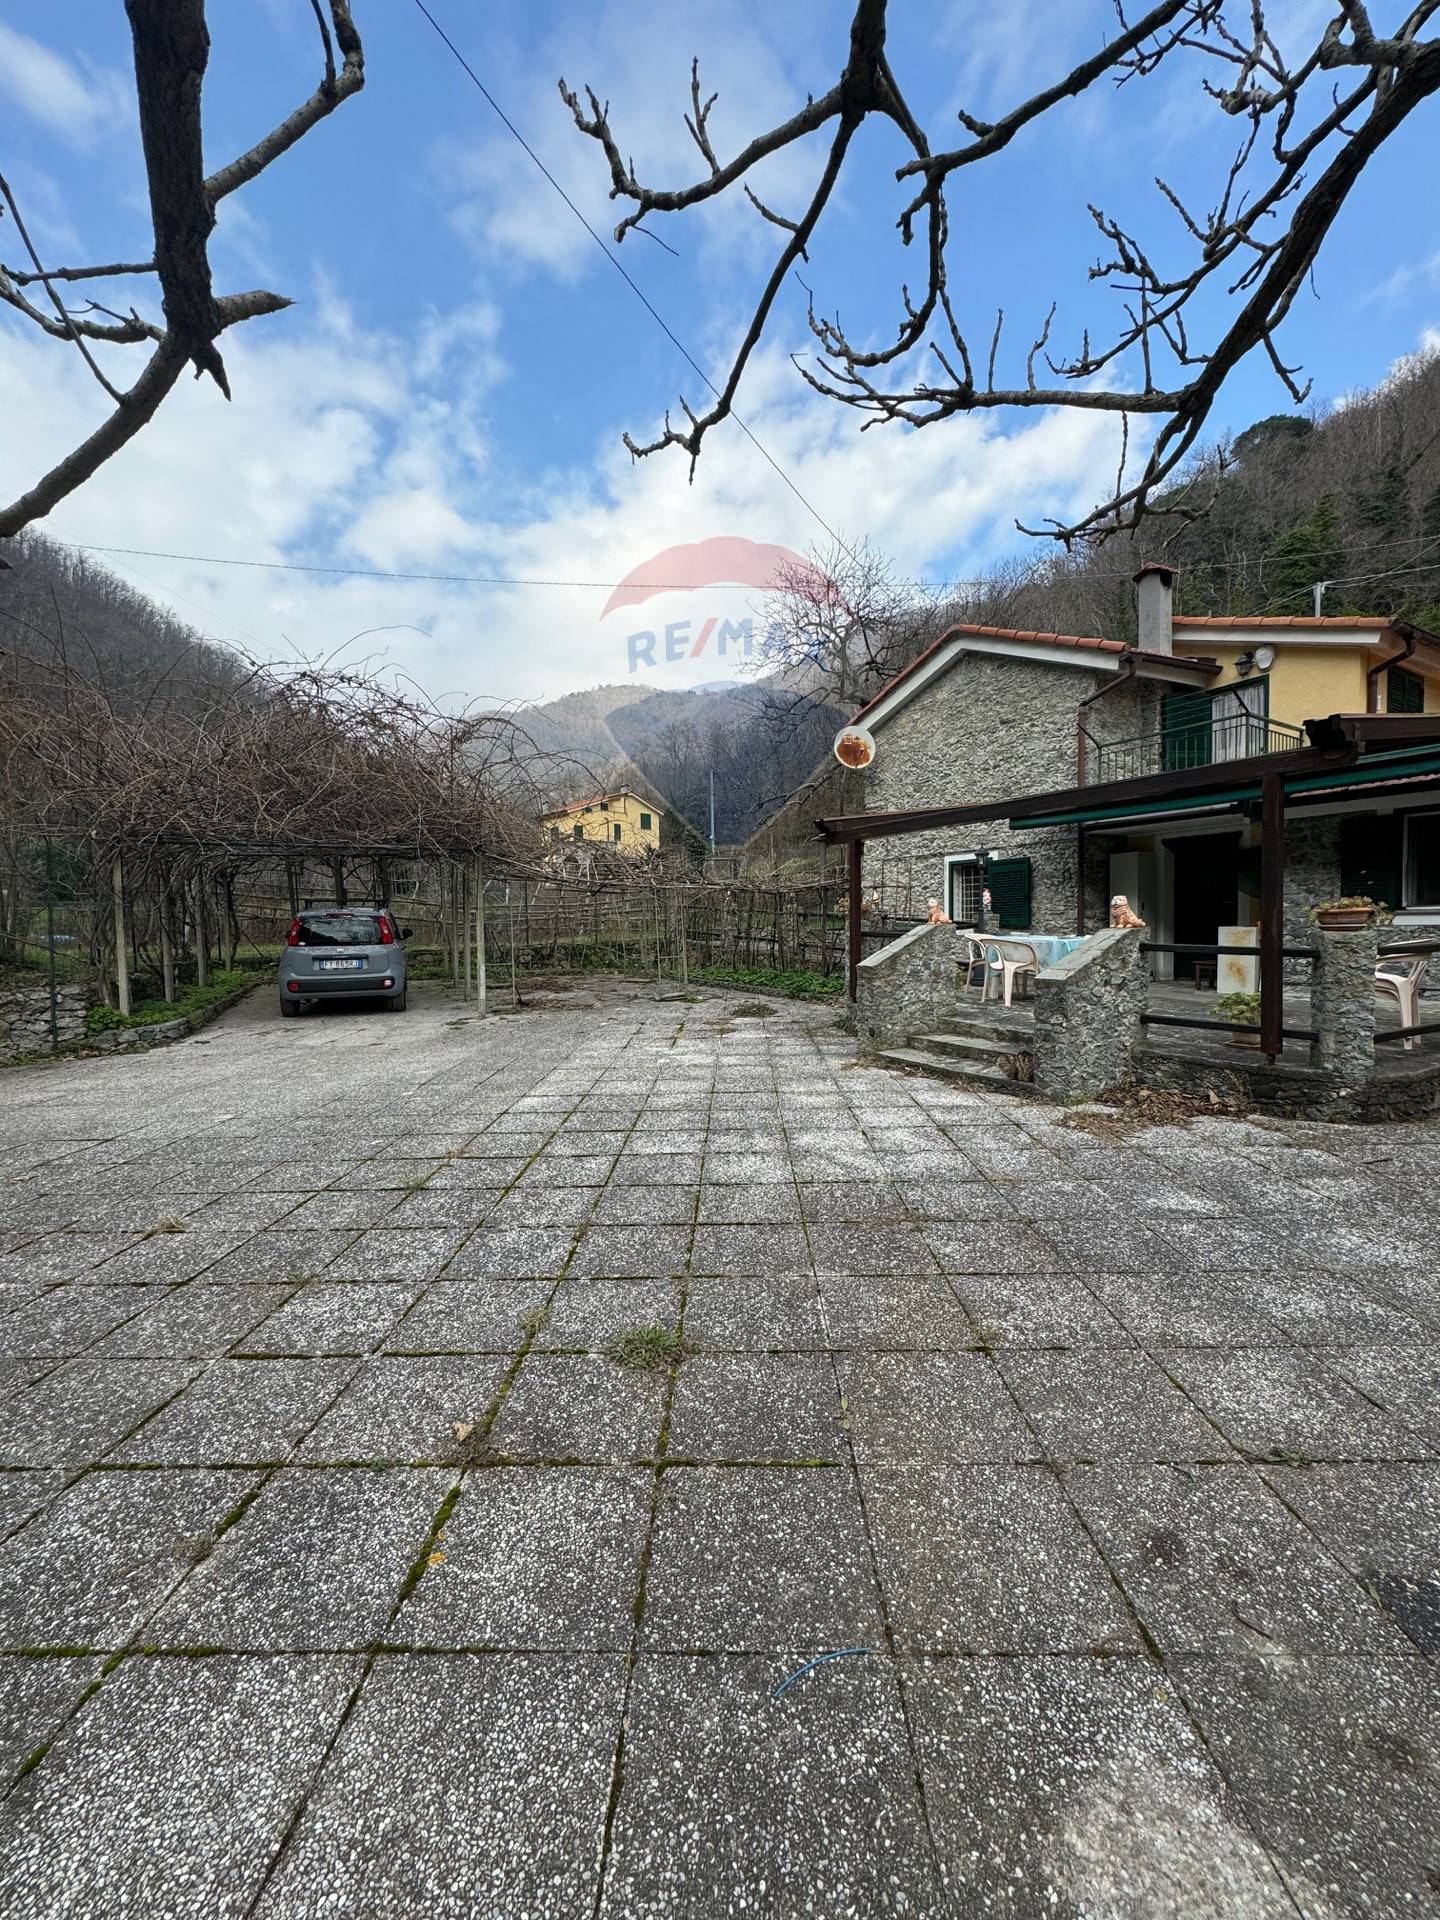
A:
408 0 850 556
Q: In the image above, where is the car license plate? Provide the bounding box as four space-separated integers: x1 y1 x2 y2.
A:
318 958 364 971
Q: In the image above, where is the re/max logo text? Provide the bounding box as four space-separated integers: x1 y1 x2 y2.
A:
627 616 771 673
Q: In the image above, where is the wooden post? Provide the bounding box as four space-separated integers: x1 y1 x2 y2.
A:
160 881 176 1003
111 852 131 1016
474 856 487 1016
194 875 209 988
847 838 863 1004
1260 772 1285 1058
461 865 472 1002
286 860 300 918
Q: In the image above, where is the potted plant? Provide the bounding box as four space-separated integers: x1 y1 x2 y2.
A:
1309 895 1384 931
1214 990 1262 1047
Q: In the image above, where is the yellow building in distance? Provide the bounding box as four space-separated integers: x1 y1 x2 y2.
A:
540 788 661 854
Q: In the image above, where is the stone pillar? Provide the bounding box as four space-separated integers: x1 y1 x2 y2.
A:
1309 924 1377 1084
1032 927 1146 1101
855 921 958 1054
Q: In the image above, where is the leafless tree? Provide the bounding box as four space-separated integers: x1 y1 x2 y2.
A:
563 2 1440 542
0 1 365 541
752 534 954 711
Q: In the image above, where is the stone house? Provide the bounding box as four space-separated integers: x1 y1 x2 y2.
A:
849 564 1440 973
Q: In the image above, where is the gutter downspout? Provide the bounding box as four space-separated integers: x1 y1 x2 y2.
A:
1367 628 1416 713
1074 654 1139 931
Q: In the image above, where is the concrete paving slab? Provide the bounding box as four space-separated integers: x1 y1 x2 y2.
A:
0 1471 66 1542
153 1467 449 1650
906 1654 1297 1917
396 1468 650 1651
0 1468 256 1650
817 1272 976 1351
1265 1463 1440 1655
602 1653 942 1919
681 1276 825 1351
237 1282 420 1355
97 1283 296 1358
0 1654 100 1786
1168 1350 1429 1462
253 1653 624 1919
296 1355 507 1463
642 1467 883 1653
956 1275 1135 1348
567 1226 692 1279
0 1653 359 1918
866 1465 1139 1654
1176 1652 1440 1918
487 1355 667 1460
109 1358 355 1465
999 1350 1238 1463
382 1282 549 1354
836 1352 1037 1463
0 1285 152 1360
667 1352 844 1461
537 1278 680 1351
441 1228 576 1280
1066 1463 1408 1656
0 1359 199 1467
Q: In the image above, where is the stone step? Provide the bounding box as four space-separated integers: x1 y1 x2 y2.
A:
912 1030 1019 1061
934 1009 1034 1045
877 1046 1041 1096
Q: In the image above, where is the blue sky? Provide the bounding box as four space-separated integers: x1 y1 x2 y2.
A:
2 0 1438 703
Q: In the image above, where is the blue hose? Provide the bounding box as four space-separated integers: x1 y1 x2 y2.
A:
772 1647 871 1699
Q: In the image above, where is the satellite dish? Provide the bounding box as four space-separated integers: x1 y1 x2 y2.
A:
1253 644 1276 671
833 723 876 770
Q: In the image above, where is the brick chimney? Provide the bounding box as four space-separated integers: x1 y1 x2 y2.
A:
1133 562 1175 655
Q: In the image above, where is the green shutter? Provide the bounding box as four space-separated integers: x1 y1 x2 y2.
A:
987 855 1032 930
1388 666 1424 714
1162 688 1213 769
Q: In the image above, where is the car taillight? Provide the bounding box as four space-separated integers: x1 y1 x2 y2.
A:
377 916 394 944
286 918 302 947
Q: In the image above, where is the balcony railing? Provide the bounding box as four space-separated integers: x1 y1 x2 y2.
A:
1083 714 1306 785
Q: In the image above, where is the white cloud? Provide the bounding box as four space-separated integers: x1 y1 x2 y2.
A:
0 23 129 150
0 284 1131 713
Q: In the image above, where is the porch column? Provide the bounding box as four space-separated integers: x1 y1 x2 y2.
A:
1075 823 1086 935
847 838 863 1003
1259 772 1285 1058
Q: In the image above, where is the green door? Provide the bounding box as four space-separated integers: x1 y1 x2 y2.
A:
1162 688 1213 770
987 856 1032 931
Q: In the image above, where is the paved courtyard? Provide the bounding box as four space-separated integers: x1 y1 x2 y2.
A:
0 979 1436 1917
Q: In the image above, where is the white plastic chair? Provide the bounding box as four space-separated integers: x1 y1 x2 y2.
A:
1375 951 1430 1050
986 937 1040 1008
958 932 989 994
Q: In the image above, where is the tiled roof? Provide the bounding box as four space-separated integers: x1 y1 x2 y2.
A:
1172 615 1396 629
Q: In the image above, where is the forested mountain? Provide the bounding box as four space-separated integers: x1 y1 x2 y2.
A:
0 533 250 714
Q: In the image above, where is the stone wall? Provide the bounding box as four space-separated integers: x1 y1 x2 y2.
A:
854 921 958 1053
858 651 1161 932
1031 927 1147 1100
0 984 89 1062
1309 923 1377 1083
1282 815 1343 982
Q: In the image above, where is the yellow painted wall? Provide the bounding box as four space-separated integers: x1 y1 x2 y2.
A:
1169 640 1368 728
542 791 660 853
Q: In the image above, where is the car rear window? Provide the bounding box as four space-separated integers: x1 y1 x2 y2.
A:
296 913 387 946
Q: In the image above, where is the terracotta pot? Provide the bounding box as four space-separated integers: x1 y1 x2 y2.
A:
1313 908 1374 930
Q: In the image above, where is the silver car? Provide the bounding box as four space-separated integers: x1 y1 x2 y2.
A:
278 906 410 1016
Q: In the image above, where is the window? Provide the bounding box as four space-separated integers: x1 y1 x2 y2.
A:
1389 665 1425 714
600 799 610 810
613 823 623 841
1405 812 1440 907
639 812 652 831
1211 677 1269 762
293 912 386 947
945 855 981 925
572 824 584 841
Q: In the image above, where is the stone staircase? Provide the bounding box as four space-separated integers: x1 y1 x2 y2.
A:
878 998 1041 1095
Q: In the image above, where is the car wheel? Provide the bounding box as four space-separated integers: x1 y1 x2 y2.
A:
280 999 299 1018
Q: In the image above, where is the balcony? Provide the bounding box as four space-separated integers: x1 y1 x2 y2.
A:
1082 713 1306 785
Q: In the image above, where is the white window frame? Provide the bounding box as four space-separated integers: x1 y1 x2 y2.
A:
944 854 981 927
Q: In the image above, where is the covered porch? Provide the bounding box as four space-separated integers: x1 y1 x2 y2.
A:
820 712 1440 1110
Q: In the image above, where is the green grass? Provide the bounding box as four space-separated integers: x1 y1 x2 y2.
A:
687 962 843 1000
605 1323 696 1372
84 970 254 1034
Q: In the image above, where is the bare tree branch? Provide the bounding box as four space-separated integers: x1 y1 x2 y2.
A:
565 1 1440 540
